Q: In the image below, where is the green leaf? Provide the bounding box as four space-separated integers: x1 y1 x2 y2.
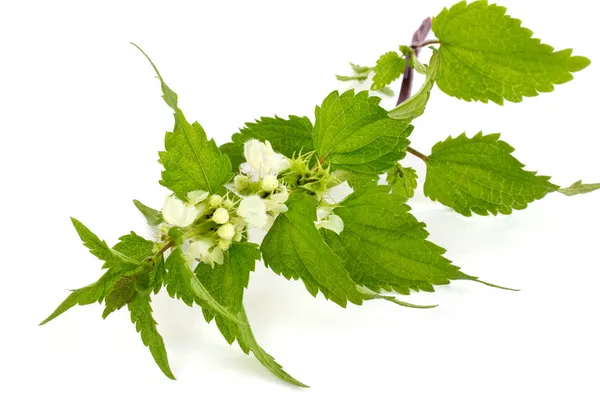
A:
375 86 395 97
133 44 232 196
388 49 440 121
350 62 372 74
39 270 121 325
70 218 142 266
164 248 242 324
386 164 418 202
313 90 413 175
229 115 314 166
558 181 600 197
128 294 176 379
322 186 472 295
196 243 259 350
236 307 308 387
159 113 233 196
371 51 406 91
131 43 178 111
336 73 370 82
40 232 155 325
103 273 142 319
348 172 379 191
432 1 591 104
424 133 558 216
133 200 163 226
262 192 367 307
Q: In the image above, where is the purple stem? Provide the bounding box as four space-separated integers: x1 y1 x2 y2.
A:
396 17 432 106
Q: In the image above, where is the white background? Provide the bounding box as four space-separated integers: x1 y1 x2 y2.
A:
1 0 599 398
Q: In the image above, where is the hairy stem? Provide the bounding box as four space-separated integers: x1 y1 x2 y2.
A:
397 17 432 106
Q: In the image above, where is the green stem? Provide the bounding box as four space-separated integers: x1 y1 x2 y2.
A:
407 146 430 162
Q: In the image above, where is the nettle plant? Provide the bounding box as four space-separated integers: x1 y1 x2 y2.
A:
42 0 599 387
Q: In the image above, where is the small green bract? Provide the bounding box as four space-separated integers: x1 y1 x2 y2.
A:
42 0 597 387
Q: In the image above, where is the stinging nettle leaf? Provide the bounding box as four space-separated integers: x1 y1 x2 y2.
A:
133 44 232 196
371 51 406 91
128 294 176 379
423 132 559 216
196 242 259 350
262 191 368 307
432 1 591 105
133 200 163 226
164 247 243 324
322 186 470 295
388 49 440 121
40 233 155 325
313 90 413 175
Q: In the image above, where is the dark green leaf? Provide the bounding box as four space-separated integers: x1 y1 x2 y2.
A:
262 192 367 307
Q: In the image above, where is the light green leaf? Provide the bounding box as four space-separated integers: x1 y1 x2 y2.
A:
262 192 367 307
159 113 233 196
375 87 394 97
558 181 600 197
229 115 314 167
128 294 176 379
336 73 370 82
348 172 379 190
40 233 155 325
424 133 558 216
313 90 413 175
164 248 242 324
196 243 259 350
133 200 163 226
350 62 372 74
388 49 440 121
432 1 591 104
236 306 308 387
133 44 232 196
195 244 306 386
371 51 406 90
386 164 418 202
323 186 473 295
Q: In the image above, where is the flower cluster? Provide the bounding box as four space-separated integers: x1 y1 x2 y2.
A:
159 139 346 268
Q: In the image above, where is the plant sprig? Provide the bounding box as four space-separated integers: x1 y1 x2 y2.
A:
42 0 598 387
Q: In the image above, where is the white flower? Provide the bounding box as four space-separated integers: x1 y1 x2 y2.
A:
212 207 230 224
241 139 290 179
188 238 224 267
218 239 232 251
237 195 268 228
162 195 201 227
217 223 236 240
188 190 209 204
261 175 279 192
264 190 289 214
314 206 344 235
209 194 223 208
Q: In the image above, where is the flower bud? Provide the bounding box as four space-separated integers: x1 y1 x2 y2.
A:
209 194 223 208
233 232 243 242
218 238 232 251
234 175 250 190
212 207 230 224
261 175 279 192
223 199 234 210
217 223 235 240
